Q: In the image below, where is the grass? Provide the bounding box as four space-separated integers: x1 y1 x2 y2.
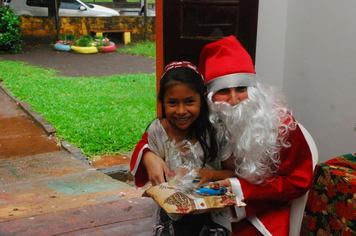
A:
0 42 157 158
117 40 156 58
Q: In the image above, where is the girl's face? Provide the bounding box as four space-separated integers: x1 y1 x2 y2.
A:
164 83 201 133
212 87 248 106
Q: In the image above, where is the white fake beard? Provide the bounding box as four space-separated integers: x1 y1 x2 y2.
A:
207 88 283 184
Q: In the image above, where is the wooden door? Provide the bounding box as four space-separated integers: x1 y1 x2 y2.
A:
163 0 259 67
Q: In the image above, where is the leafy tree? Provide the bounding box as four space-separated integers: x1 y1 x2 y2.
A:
0 6 24 53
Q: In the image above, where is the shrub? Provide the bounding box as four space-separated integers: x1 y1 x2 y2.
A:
94 35 110 47
76 34 94 47
60 34 77 42
0 6 24 53
57 34 77 45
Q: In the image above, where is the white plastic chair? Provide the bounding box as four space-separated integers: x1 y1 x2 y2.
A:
289 124 319 236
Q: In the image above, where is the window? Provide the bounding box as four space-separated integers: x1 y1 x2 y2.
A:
60 1 82 10
26 0 49 7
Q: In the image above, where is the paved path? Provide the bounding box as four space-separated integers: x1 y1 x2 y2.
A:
0 44 156 77
0 45 156 235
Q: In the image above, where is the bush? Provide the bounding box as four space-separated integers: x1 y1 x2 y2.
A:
76 34 94 47
0 7 24 53
94 34 110 47
57 34 77 45
60 34 77 42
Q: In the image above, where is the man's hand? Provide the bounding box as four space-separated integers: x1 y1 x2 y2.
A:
142 151 170 186
215 178 232 192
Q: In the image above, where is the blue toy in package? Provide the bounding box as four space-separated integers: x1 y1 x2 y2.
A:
194 183 227 196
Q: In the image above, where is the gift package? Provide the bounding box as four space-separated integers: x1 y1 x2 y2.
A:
145 182 245 214
306 153 356 235
145 140 245 214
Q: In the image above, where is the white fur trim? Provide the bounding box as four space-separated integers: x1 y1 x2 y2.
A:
247 216 272 236
131 144 149 176
207 73 257 93
229 178 246 222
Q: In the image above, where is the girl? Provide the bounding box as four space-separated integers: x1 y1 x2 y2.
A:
142 61 233 236
148 61 218 174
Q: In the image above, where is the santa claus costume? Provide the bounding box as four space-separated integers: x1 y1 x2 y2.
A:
131 36 316 236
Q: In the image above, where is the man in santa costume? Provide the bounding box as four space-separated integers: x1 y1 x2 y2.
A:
131 35 316 235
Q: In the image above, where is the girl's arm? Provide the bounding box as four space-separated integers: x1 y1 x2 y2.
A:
197 169 235 185
222 155 235 171
130 131 171 187
142 150 170 186
197 155 235 185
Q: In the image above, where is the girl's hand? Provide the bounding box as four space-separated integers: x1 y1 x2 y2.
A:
197 169 235 186
197 169 214 185
215 178 232 192
142 151 170 186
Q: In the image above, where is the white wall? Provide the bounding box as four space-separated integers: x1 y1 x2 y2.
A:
255 0 356 163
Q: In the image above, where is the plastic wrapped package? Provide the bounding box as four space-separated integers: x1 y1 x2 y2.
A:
145 140 245 214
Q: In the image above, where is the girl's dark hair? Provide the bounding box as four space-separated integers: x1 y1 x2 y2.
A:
157 67 218 166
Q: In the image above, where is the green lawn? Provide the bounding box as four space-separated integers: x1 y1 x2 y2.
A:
0 42 157 158
117 40 155 58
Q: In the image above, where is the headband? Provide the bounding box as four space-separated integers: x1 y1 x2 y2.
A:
161 61 204 80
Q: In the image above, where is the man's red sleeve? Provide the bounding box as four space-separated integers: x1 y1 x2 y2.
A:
130 132 150 187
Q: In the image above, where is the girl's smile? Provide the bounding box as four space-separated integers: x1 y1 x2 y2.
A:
162 83 201 137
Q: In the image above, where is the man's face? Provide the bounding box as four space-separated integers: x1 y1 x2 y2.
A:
212 87 248 106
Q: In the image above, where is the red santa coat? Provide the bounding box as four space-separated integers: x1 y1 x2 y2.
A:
130 131 150 188
130 123 314 235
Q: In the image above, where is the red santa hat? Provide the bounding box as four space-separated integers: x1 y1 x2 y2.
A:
199 35 257 93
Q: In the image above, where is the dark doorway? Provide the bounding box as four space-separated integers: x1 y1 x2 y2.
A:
163 0 259 67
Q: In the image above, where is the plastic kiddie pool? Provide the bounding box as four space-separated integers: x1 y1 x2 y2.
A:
54 42 72 51
71 45 99 54
99 42 116 53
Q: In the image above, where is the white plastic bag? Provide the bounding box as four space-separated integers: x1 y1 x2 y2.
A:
165 139 202 190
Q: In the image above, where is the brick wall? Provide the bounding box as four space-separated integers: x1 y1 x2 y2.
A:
19 16 155 45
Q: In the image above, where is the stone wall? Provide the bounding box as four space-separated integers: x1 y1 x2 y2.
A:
19 16 155 45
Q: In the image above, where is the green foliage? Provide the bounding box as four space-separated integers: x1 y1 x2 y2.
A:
60 34 77 42
0 60 157 157
57 34 77 45
0 7 24 53
76 34 94 47
117 40 156 58
94 34 110 47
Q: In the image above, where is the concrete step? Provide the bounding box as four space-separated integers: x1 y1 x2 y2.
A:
90 153 133 183
0 151 141 222
0 196 155 236
0 150 154 235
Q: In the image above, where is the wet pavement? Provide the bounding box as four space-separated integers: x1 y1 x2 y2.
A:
0 46 156 235
0 86 155 235
0 44 156 78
